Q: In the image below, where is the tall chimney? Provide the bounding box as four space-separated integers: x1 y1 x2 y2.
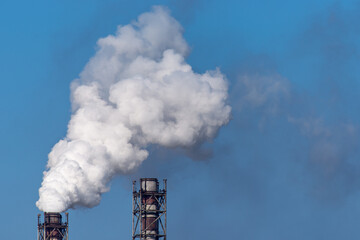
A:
132 178 167 240
37 212 69 240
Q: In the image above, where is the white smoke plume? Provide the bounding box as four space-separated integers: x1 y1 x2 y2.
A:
36 6 231 212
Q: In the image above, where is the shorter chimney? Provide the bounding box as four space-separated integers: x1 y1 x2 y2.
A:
37 212 68 240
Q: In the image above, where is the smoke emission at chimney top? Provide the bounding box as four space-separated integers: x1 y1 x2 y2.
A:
36 6 231 212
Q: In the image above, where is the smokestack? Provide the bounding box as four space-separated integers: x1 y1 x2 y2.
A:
37 212 69 240
132 178 167 240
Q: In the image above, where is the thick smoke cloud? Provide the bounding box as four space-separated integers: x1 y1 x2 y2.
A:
36 6 231 212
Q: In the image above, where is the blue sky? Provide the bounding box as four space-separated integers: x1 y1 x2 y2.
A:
1 0 360 239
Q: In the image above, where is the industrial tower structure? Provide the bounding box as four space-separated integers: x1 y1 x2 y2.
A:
132 178 167 240
37 212 69 240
